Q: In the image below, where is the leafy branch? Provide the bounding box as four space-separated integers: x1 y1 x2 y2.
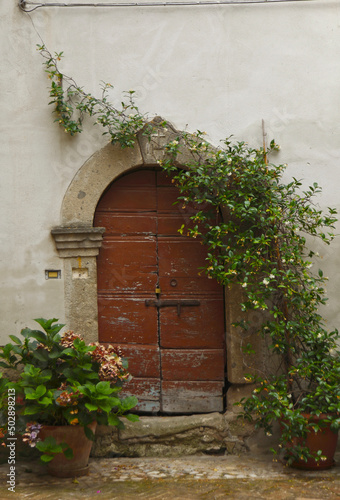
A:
37 44 150 148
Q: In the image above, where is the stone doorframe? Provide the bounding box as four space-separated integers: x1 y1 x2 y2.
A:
51 118 264 409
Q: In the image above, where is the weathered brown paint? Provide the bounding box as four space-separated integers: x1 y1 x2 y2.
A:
162 381 224 413
120 377 161 413
160 299 225 349
105 343 161 378
95 169 226 413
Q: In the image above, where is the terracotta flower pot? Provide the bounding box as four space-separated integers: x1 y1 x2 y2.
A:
282 414 338 470
39 422 97 477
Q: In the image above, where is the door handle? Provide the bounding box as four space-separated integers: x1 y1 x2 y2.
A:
145 299 200 317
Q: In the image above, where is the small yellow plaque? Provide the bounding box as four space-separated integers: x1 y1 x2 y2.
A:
45 270 61 279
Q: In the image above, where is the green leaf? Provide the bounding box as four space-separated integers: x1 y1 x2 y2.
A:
63 447 74 459
124 413 139 422
20 328 34 339
85 403 98 412
61 348 76 357
108 397 121 407
96 381 113 395
98 401 113 413
48 349 62 359
34 317 58 331
31 385 46 398
84 425 96 441
121 396 138 411
32 349 49 362
24 329 47 343
108 414 124 428
22 405 42 415
36 436 63 454
8 335 22 345
39 397 53 406
40 454 55 463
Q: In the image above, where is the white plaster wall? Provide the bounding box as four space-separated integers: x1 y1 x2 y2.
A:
1 0 340 342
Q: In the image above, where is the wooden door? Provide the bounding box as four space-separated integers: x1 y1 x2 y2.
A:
94 169 226 413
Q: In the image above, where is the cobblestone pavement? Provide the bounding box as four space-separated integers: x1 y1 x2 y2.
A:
1 453 340 499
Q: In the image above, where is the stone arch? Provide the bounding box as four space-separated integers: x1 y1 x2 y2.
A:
60 143 144 227
58 118 193 227
51 118 261 408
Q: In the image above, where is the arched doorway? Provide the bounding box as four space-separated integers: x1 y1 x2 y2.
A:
51 119 260 414
94 168 226 413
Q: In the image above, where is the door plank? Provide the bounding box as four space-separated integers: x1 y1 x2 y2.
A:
159 298 225 348
98 297 158 344
121 377 161 413
159 277 220 294
106 343 161 379
95 213 157 236
97 238 157 292
162 381 224 413
158 238 219 286
161 349 225 381
97 170 157 211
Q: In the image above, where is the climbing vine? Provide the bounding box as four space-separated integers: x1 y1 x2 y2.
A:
38 44 150 148
39 46 340 465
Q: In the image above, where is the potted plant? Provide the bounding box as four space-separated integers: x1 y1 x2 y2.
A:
159 133 340 469
0 318 138 476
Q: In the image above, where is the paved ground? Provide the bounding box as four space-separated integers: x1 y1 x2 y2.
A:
1 453 340 499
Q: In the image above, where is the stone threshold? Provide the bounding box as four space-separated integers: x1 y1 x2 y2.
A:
91 412 268 458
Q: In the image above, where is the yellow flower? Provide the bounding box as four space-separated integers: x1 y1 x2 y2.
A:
70 418 79 426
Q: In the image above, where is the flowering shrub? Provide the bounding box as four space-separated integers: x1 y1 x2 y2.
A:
0 318 138 462
160 134 340 465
